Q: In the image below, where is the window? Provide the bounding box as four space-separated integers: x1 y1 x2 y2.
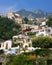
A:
36 31 39 34
40 30 44 32
6 43 8 49
27 39 30 42
46 29 50 32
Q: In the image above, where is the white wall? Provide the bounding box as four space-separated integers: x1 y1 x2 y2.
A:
1 40 12 49
36 27 52 36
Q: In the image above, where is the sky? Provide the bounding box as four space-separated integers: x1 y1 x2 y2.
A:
0 0 52 14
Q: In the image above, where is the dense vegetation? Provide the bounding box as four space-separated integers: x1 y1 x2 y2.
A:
23 17 29 24
23 17 37 25
27 32 36 36
0 16 21 40
7 55 35 65
32 37 52 48
46 17 52 27
7 49 52 65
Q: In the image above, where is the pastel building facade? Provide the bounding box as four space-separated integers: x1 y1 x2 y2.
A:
8 12 22 24
1 40 12 50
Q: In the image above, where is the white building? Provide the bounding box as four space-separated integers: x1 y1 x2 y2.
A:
8 12 22 24
22 24 41 32
36 27 52 36
1 40 12 50
13 34 32 48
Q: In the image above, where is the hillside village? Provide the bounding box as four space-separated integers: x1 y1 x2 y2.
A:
0 11 52 55
0 11 52 65
0 0 52 64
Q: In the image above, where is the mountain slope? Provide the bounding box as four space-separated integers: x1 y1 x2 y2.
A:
33 9 48 17
16 9 37 18
16 9 52 18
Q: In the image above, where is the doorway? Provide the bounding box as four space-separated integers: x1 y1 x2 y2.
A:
0 62 2 65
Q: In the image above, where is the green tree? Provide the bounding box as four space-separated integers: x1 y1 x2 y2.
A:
46 17 52 27
27 32 36 36
23 17 29 24
0 16 21 40
7 55 35 65
32 37 52 48
34 48 50 57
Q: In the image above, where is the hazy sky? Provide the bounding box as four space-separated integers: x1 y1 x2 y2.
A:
0 0 52 14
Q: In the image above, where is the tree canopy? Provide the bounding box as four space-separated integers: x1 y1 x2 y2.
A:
23 17 29 24
46 17 52 27
7 55 34 65
23 17 36 25
32 37 52 48
0 16 21 40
